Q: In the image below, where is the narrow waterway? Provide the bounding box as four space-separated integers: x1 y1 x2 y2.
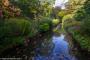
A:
34 34 77 60
0 33 77 60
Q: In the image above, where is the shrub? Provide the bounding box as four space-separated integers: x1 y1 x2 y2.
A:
68 29 90 52
38 17 52 32
62 14 74 29
53 28 60 34
74 8 85 21
0 18 37 53
39 23 50 32
74 0 90 35
81 17 90 35
58 11 66 18
39 17 52 25
52 19 59 26
62 14 74 21
0 36 25 53
0 18 32 37
62 14 81 30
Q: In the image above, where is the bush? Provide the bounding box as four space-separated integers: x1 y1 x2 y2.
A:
68 29 90 52
74 0 90 35
81 17 90 35
38 17 52 32
58 11 66 18
52 19 59 26
62 14 80 29
74 8 85 21
39 23 50 32
62 14 73 29
0 18 32 37
0 36 25 53
0 18 35 53
62 14 73 21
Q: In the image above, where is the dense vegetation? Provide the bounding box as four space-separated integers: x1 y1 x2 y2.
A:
0 0 90 59
61 0 90 53
0 0 54 54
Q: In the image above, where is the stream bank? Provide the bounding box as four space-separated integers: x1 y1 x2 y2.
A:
0 24 78 60
65 27 90 60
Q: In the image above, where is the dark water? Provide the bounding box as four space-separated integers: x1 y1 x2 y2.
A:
34 34 77 60
0 34 77 60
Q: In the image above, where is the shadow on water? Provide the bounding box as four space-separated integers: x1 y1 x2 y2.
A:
0 32 77 60
34 34 77 60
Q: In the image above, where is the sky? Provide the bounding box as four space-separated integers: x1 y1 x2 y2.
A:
53 0 68 9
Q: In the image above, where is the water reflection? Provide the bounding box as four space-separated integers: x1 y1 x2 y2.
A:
34 34 76 60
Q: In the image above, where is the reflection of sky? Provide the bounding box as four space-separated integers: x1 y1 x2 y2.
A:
34 34 76 60
53 0 68 9
52 34 69 55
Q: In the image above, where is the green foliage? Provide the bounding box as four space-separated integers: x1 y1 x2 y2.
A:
3 9 10 18
38 17 52 32
74 8 86 21
58 11 66 18
10 0 40 18
0 1 21 19
10 0 52 19
27 20 38 37
68 0 85 13
67 0 90 52
0 0 53 54
74 0 90 35
62 14 74 21
80 0 90 35
53 28 60 34
52 19 59 26
41 2 52 17
0 18 31 50
69 29 90 52
39 23 50 32
0 18 36 53
81 17 90 35
0 18 32 38
0 36 25 53
62 14 76 29
39 17 52 25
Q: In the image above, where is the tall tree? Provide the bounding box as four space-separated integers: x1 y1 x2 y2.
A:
74 0 90 34
10 0 41 19
66 0 86 13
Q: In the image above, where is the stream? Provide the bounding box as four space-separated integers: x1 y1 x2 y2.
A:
34 34 77 60
0 31 77 60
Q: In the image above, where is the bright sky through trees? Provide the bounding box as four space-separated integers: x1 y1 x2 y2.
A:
53 0 68 9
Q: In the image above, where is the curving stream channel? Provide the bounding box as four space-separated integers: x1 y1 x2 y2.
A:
34 34 77 60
